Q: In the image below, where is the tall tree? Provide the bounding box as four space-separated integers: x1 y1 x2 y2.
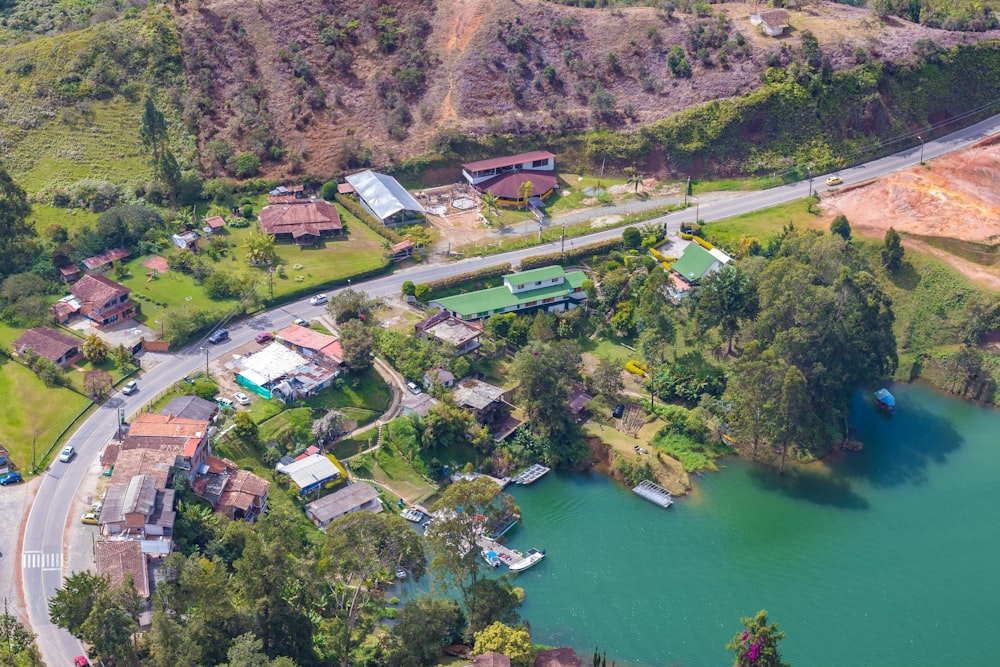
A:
82 333 110 363
509 340 583 463
881 227 904 273
245 228 276 266
695 263 758 356
339 319 375 371
326 288 378 324
80 581 142 666
829 214 851 240
480 191 499 217
517 180 533 212
388 596 465 667
592 357 624 397
725 609 789 667
139 95 168 182
0 606 43 667
425 478 520 633
472 622 534 667
84 369 113 400
723 344 785 460
0 167 36 279
318 511 426 667
49 571 108 637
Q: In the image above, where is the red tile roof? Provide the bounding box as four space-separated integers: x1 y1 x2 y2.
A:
259 201 342 237
128 413 209 440
96 540 149 598
277 324 334 350
13 327 81 364
462 150 556 172
59 264 80 277
204 216 226 229
267 195 303 205
391 239 415 252
473 170 558 200
82 247 129 270
219 468 270 514
337 183 355 194
71 274 129 305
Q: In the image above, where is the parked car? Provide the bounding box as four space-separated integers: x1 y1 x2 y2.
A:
74 657 91 667
0 472 23 486
234 392 250 406
293 318 309 327
406 381 422 395
612 404 625 419
255 332 274 344
58 445 75 463
208 329 229 344
310 293 329 305
80 511 99 525
216 396 235 409
825 176 843 186
121 380 138 395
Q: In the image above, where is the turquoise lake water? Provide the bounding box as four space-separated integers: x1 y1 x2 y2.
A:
471 383 1000 666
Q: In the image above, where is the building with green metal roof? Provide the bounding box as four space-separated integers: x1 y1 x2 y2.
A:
430 265 588 321
670 243 725 283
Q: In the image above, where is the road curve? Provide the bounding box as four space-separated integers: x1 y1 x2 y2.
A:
22 111 1000 666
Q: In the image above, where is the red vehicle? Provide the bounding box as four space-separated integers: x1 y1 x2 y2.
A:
255 332 274 344
74 657 90 667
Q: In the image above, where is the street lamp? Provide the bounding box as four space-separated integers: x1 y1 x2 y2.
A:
199 347 209 378
917 134 924 164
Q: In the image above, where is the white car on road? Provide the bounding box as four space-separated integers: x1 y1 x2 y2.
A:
57 445 75 463
310 293 328 305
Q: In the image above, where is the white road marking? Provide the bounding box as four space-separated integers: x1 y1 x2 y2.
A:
22 550 62 570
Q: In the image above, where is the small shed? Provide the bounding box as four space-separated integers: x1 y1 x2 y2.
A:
304 482 382 529
59 264 81 283
750 9 790 36
171 230 200 250
203 216 226 234
276 453 340 495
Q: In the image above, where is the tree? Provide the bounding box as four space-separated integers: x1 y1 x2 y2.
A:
339 319 375 371
80 581 142 666
0 167 36 279
425 478 520 633
158 149 182 201
234 152 262 178
139 95 167 182
592 358 624 397
321 181 338 201
232 411 259 444
466 579 521 633
319 511 426 667
830 214 851 240
219 633 270 667
881 227 904 273
480 190 499 217
726 609 790 667
245 228 276 266
695 263 758 356
517 180 533 212
326 288 377 324
109 344 134 374
473 622 534 667
624 166 643 194
401 280 416 297
49 571 109 637
388 596 465 667
0 605 43 667
84 369 113 400
82 333 110 364
422 402 490 453
312 409 344 445
0 272 48 324
621 226 642 249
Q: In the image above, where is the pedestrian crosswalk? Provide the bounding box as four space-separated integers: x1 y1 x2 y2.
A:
22 550 62 570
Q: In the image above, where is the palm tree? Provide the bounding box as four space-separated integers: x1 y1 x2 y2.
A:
518 180 534 212
480 191 499 217
626 171 643 194
82 334 109 364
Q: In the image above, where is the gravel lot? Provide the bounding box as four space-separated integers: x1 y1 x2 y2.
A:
0 475 37 619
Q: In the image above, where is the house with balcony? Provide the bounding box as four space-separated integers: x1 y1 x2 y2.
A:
63 274 136 328
462 150 557 206
430 265 588 322
122 413 213 484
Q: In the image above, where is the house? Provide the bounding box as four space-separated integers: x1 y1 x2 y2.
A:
423 367 456 389
390 239 415 261
344 170 426 226
58 264 81 283
535 648 582 667
567 386 594 422
202 216 226 234
95 540 150 599
276 453 341 496
66 274 136 328
668 242 731 285
227 341 339 403
402 392 439 418
276 324 345 366
258 200 343 245
462 150 557 206
123 413 213 483
109 448 177 490
99 474 176 539
13 327 83 367
750 9 790 36
430 265 588 322
218 467 270 521
171 230 200 250
304 482 382 529
474 653 511 667
415 311 483 355
82 247 130 272
337 182 355 195
453 379 507 424
159 395 218 422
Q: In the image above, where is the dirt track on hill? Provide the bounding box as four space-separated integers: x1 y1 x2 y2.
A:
821 136 1000 287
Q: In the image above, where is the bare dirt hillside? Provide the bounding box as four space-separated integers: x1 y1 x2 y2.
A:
822 136 1000 287
174 0 998 178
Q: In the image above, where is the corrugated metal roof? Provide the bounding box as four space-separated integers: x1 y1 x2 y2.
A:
345 170 425 221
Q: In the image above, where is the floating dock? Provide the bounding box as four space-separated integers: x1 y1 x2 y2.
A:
632 480 674 508
511 464 551 485
476 536 525 568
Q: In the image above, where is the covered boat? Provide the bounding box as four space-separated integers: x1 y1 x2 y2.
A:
874 388 895 414
509 548 546 572
483 550 501 568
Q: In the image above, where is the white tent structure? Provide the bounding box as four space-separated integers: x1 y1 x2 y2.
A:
345 170 425 226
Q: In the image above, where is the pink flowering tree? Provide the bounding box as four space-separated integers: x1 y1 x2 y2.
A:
726 609 789 667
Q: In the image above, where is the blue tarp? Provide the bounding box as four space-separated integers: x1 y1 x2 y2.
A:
874 388 895 407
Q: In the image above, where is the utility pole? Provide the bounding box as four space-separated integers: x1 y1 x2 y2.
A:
268 267 274 300
807 165 813 197
561 222 566 255
917 134 925 164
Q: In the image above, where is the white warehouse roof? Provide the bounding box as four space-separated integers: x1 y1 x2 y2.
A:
345 170 425 222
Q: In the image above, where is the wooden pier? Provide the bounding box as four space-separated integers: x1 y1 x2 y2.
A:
511 464 551 485
632 480 674 508
476 536 525 568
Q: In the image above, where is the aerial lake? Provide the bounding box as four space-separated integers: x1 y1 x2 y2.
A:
488 383 999 666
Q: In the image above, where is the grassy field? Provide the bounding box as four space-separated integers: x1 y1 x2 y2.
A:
29 204 99 239
350 441 438 504
701 197 825 249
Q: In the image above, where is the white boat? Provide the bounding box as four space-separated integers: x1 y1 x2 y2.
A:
395 566 408 580
401 508 425 523
509 548 545 572
483 550 501 568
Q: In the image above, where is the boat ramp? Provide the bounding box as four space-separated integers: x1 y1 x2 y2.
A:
511 464 551 485
632 480 674 508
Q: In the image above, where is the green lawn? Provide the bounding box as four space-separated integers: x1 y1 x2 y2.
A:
580 335 636 364
701 198 824 249
303 367 391 413
0 354 91 471
30 204 100 240
691 175 785 194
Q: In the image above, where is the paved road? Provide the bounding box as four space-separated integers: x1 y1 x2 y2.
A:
22 111 1000 666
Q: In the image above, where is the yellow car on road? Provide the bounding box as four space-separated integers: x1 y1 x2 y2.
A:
825 176 843 186
81 512 99 525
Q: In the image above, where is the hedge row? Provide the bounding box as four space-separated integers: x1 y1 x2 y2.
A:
420 263 512 293
518 237 625 271
334 193 405 244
